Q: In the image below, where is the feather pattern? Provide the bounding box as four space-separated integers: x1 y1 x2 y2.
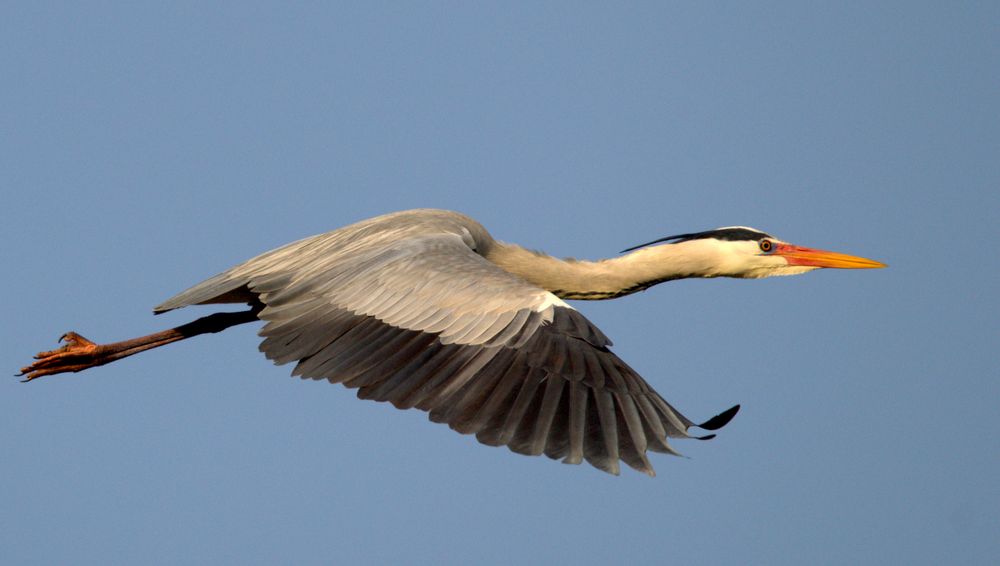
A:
153 209 736 475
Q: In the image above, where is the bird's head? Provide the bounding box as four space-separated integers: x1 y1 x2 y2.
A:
623 226 886 279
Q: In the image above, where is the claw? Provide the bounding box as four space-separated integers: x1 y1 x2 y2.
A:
18 309 259 383
19 331 101 382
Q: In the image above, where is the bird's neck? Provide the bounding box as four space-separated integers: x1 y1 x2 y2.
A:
486 241 727 300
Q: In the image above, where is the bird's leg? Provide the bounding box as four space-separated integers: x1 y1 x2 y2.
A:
18 309 260 382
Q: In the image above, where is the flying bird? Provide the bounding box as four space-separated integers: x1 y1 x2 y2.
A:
20 209 884 476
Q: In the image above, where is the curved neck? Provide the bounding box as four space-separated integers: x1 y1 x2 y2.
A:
486 240 727 300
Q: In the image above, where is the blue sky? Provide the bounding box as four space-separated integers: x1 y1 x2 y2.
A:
3 3 997 565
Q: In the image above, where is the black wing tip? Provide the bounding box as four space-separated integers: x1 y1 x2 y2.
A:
696 404 740 432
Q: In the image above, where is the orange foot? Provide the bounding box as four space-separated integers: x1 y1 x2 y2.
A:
19 332 104 382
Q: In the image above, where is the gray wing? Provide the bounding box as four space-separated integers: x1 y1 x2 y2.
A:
156 222 736 476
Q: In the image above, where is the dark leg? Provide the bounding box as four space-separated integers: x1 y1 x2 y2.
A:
19 309 260 382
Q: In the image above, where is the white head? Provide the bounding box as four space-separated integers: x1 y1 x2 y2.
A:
623 226 886 279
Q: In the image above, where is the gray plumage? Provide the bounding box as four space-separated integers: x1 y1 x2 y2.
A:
21 209 884 475
154 209 732 476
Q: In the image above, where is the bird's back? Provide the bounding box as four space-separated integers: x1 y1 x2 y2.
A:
154 209 495 313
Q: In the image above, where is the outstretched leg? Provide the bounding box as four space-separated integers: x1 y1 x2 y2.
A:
19 309 260 382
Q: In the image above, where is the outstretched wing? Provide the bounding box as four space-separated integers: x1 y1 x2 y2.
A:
156 219 737 475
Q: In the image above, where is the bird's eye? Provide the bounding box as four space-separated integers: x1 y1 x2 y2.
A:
759 239 773 253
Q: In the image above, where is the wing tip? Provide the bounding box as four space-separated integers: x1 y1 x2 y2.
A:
696 404 740 432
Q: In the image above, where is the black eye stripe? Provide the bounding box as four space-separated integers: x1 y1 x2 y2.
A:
666 228 773 244
621 227 774 253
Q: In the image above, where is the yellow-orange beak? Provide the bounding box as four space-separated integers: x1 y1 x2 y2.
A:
773 243 887 269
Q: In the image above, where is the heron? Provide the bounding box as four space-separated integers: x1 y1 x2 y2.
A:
20 209 884 476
